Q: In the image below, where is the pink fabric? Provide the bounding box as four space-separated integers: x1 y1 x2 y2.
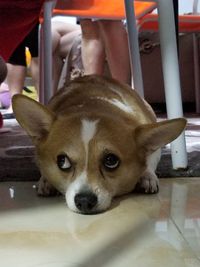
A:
0 83 11 108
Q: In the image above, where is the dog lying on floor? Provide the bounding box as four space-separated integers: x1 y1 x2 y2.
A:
12 75 186 214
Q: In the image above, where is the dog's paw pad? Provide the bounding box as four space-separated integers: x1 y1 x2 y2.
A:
37 178 60 197
135 172 159 194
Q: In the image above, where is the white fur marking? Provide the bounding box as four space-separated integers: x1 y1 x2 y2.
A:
81 119 99 168
109 99 133 114
90 96 133 114
147 149 161 172
65 119 99 212
139 149 161 193
66 171 88 212
81 119 98 145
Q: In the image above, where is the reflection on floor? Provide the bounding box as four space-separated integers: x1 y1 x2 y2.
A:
0 178 200 267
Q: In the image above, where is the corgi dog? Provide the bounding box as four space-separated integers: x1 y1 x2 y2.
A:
12 75 186 214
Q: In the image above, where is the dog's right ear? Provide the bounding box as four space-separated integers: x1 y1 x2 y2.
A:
12 95 55 144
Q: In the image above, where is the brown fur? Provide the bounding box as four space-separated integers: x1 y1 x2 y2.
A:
12 75 186 214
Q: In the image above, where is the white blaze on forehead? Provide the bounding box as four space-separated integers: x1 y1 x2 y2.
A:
81 119 99 146
81 119 99 176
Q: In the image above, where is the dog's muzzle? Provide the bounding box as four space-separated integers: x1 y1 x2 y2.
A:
74 191 98 214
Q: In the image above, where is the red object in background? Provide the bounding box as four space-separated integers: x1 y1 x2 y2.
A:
0 0 45 62
0 112 3 129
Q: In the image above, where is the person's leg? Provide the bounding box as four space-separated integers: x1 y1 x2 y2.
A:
80 19 105 75
6 64 26 97
26 23 39 95
5 63 26 113
4 23 37 117
29 57 39 96
52 20 80 38
52 21 81 92
98 20 131 84
0 56 7 84
5 28 27 114
7 36 26 97
52 22 63 92
59 29 81 58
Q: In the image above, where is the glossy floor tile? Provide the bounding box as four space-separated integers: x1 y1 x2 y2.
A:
0 178 200 267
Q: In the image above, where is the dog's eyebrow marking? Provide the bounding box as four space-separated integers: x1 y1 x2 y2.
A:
109 98 133 114
90 96 133 114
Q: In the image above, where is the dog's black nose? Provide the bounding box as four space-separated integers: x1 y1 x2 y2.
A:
74 192 98 213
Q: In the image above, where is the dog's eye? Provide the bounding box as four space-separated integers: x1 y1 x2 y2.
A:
103 153 120 170
57 154 71 171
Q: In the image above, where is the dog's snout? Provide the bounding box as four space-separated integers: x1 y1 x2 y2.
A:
74 192 97 213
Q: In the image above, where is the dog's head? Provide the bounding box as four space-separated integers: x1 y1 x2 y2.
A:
12 94 186 214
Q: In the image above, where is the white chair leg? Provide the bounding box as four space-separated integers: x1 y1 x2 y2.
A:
124 0 144 97
157 0 187 169
42 0 54 104
39 23 44 104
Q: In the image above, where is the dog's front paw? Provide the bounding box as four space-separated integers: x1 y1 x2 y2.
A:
37 176 60 197
135 171 159 194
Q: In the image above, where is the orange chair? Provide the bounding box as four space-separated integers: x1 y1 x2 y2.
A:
40 0 157 104
51 0 157 96
139 13 200 33
53 0 157 20
40 0 188 170
138 1 200 113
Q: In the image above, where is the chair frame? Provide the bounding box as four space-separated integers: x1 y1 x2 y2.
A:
192 0 200 113
40 0 188 170
138 0 200 113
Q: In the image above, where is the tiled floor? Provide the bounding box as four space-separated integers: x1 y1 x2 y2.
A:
0 178 200 267
1 112 200 266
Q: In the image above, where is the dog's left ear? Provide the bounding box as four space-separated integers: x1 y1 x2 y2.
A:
12 94 55 144
135 118 186 154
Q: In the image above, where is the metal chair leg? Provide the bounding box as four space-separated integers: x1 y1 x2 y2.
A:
157 0 187 169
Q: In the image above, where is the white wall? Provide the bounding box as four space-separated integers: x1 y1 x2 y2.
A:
179 0 199 14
